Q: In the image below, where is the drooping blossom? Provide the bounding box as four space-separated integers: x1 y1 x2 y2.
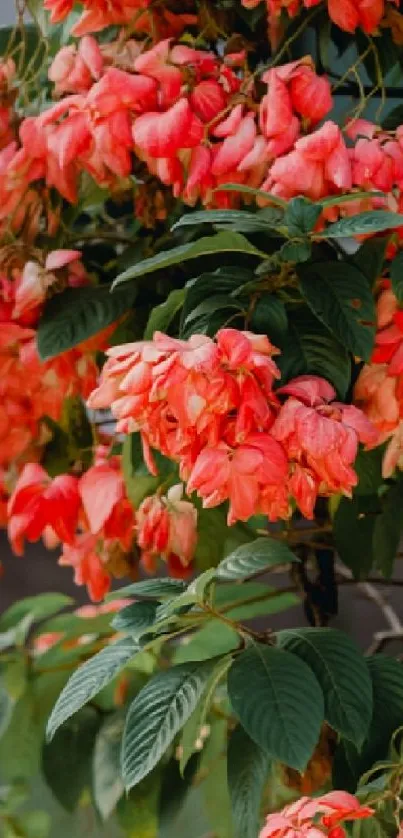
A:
137 484 197 577
272 376 378 518
7 463 81 554
354 281 403 476
259 791 373 838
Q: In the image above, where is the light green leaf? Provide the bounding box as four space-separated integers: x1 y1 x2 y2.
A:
112 231 266 287
227 645 324 771
4 657 27 702
46 637 138 740
174 619 239 664
0 681 14 741
228 725 271 838
0 691 42 781
391 251 403 304
217 537 298 580
37 285 137 360
93 712 125 820
317 211 403 238
107 578 187 600
298 261 376 361
122 659 218 790
0 594 73 630
277 628 373 747
179 655 232 776
145 288 185 339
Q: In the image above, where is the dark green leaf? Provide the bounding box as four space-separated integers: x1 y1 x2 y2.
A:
93 712 125 820
183 294 244 327
250 295 288 345
112 232 266 287
280 240 312 263
37 284 137 360
318 212 403 239
228 725 271 838
107 578 186 600
46 637 138 739
112 601 159 637
277 628 372 747
284 198 321 236
298 261 376 361
353 447 384 496
391 251 403 304
383 105 403 131
172 208 284 234
352 238 388 288
145 288 185 339
217 537 298 580
228 645 324 770
373 482 403 577
179 656 232 775
366 655 403 763
42 706 100 811
122 659 217 789
181 266 252 335
278 305 351 398
334 496 376 578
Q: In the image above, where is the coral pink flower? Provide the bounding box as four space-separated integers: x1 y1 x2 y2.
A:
59 532 113 601
259 791 373 838
137 484 197 576
7 463 81 554
79 453 135 551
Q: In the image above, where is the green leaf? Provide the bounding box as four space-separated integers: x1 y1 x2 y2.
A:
122 433 174 507
117 772 160 835
213 183 287 208
0 681 14 741
0 594 73 631
107 578 187 600
227 645 324 771
46 637 138 740
0 692 42 781
391 251 403 304
37 284 137 360
172 208 284 234
333 496 377 577
202 752 234 838
181 266 252 335
145 288 185 339
174 620 240 665
352 818 390 838
122 659 218 790
250 295 288 346
4 657 27 701
365 655 403 762
224 591 298 621
278 305 351 398
42 706 101 811
279 240 312 263
179 656 232 776
277 628 373 747
373 482 403 578
317 211 403 238
383 104 403 131
183 293 244 327
112 232 266 287
112 601 159 637
353 447 384 496
284 197 321 236
352 237 388 288
228 725 271 838
217 537 298 580
298 261 376 361
17 810 51 838
93 712 125 820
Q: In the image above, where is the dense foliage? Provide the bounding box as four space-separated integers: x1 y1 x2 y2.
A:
2 0 403 835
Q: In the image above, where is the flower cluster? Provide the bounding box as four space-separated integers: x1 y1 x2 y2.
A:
259 791 373 838
44 0 195 38
354 280 403 477
243 0 396 43
88 329 376 525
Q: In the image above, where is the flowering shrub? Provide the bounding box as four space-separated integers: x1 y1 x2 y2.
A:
1 0 403 835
